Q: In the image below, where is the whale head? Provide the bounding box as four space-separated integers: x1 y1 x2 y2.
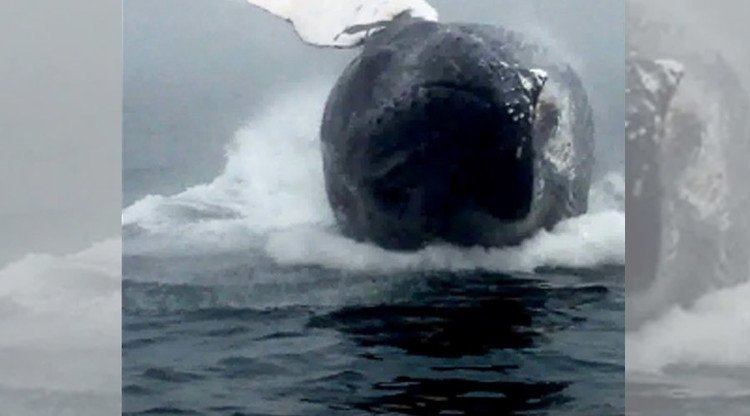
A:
242 0 593 249
320 19 551 247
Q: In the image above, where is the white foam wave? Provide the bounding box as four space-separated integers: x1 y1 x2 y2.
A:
0 239 121 394
626 280 750 375
123 82 623 274
267 209 623 273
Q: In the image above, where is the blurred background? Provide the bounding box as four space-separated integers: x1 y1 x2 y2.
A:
0 1 121 266
0 1 121 414
626 0 750 413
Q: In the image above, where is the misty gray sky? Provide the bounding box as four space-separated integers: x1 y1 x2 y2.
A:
0 0 121 265
633 0 750 80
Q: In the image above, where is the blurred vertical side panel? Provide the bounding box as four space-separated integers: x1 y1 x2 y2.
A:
0 0 122 415
626 0 750 414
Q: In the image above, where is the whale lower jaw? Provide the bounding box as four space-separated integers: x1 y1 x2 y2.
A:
337 204 547 251
433 208 546 248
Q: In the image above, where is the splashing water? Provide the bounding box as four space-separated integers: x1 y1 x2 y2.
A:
0 239 121 415
123 80 623 275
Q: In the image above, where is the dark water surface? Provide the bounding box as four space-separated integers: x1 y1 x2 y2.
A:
123 251 623 415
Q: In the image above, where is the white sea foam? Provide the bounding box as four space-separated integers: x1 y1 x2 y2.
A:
0 239 121 395
626 280 750 375
266 208 623 273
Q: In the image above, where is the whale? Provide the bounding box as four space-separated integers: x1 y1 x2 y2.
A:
321 16 595 249
245 1 595 250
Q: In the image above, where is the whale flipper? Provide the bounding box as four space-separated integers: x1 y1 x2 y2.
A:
244 0 438 47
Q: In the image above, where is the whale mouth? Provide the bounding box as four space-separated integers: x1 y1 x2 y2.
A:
362 81 536 239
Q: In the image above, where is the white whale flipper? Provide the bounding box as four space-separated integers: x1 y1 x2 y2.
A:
245 0 439 48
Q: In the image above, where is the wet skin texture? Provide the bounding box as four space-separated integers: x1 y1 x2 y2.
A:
321 17 594 250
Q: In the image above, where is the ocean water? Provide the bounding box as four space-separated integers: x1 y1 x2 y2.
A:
122 81 625 415
122 268 623 415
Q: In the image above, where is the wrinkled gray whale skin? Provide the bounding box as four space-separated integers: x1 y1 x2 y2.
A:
321 16 594 250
